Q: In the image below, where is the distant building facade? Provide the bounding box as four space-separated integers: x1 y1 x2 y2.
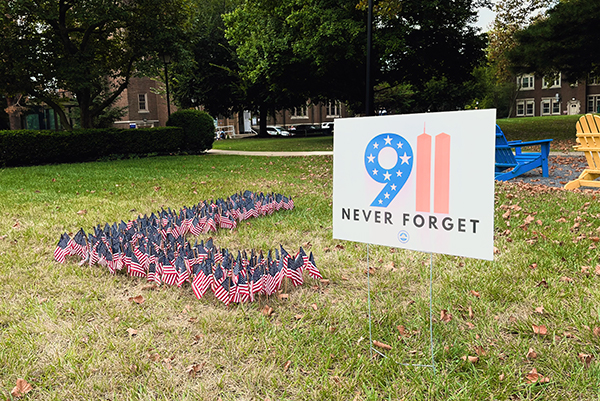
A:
513 73 600 117
112 77 175 128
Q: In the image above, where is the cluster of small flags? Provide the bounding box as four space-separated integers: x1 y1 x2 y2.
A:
53 191 322 304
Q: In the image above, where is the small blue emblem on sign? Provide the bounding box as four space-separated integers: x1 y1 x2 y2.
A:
397 230 410 244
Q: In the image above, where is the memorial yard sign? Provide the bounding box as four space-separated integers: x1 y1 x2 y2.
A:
333 110 496 261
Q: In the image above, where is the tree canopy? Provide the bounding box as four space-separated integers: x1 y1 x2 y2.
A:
170 0 245 118
509 0 600 81
223 0 486 123
0 0 190 129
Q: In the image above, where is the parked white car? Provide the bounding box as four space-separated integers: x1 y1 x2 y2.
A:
267 125 292 136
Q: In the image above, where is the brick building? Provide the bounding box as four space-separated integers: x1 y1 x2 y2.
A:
513 73 600 117
112 77 175 128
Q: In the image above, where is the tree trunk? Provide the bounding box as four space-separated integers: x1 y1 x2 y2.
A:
258 106 269 138
6 95 23 130
43 97 73 130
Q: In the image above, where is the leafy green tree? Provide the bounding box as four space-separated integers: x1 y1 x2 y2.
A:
509 0 600 81
224 0 365 136
485 0 554 117
170 0 245 118
0 0 190 129
369 0 486 112
223 0 486 131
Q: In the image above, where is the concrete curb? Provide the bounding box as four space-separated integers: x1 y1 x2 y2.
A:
207 149 333 157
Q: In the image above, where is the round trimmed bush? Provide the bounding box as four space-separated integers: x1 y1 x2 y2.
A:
166 109 215 153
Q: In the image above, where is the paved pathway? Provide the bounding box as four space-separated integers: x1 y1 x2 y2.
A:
207 149 333 157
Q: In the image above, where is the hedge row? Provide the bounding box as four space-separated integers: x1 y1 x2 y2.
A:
0 127 188 167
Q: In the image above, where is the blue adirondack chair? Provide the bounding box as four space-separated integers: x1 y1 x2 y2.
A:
495 125 553 181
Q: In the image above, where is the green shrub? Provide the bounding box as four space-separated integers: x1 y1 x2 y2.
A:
166 109 215 153
0 127 184 167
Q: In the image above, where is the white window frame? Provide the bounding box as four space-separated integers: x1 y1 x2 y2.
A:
588 95 600 113
542 73 561 89
517 99 535 116
291 104 309 119
326 101 341 117
518 74 535 90
138 93 149 112
541 97 561 116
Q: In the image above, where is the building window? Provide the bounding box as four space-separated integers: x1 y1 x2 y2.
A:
518 74 535 90
138 93 148 111
588 95 600 113
291 104 308 119
541 100 550 115
517 102 525 116
541 98 561 115
326 101 341 117
517 99 535 116
552 100 560 114
542 73 561 88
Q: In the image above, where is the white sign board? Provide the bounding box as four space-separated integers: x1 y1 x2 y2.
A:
333 110 496 261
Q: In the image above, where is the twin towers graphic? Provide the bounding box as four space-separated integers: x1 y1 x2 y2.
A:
364 129 450 214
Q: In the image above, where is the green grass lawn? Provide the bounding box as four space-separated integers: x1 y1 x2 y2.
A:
213 135 333 152
212 114 586 154
1 153 600 400
497 115 581 142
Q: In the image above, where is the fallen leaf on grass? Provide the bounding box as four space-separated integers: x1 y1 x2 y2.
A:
440 309 453 323
470 290 480 298
526 348 538 359
499 373 505 381
468 306 474 319
578 353 593 368
532 325 548 336
536 280 548 288
373 340 392 350
77 210 87 215
294 314 304 320
474 346 486 356
319 279 330 285
593 327 600 337
283 360 292 372
11 378 33 398
261 305 274 317
525 368 550 384
277 293 289 300
595 265 600 276
560 276 574 283
397 325 409 337
534 306 544 314
311 303 318 311
127 328 138 337
186 362 205 377
465 322 475 329
141 284 157 291
148 353 161 362
128 295 145 304
461 355 479 363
